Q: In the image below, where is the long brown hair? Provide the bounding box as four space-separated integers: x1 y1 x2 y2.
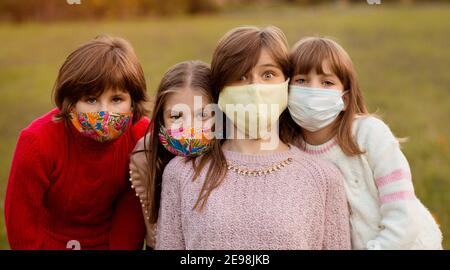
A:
52 34 148 123
192 26 291 211
135 60 213 224
282 37 369 156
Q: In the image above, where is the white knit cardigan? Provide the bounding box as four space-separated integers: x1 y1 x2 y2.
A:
297 116 443 250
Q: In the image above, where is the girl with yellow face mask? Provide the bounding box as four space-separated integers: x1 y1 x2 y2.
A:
155 26 352 250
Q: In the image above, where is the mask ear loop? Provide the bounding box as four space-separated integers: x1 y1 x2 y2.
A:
67 103 77 120
341 90 349 111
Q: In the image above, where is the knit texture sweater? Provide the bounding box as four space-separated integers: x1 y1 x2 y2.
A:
5 108 149 250
155 145 351 250
297 116 443 250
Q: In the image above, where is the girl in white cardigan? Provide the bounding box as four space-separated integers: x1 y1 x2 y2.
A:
284 37 443 250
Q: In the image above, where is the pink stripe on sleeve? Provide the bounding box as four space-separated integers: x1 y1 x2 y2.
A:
375 169 411 189
380 191 415 204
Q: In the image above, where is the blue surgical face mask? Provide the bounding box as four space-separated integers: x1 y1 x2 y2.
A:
287 85 345 132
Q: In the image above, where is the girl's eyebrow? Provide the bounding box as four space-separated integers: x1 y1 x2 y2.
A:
111 91 127 96
165 109 182 114
258 63 280 68
194 107 208 113
321 72 336 77
109 88 128 95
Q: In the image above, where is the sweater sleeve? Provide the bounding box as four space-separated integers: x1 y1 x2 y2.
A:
129 134 157 248
357 117 419 250
320 162 352 250
155 157 185 250
109 118 149 249
130 135 151 200
5 130 50 249
109 186 146 250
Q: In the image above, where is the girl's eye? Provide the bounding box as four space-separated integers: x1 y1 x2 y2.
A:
323 80 335 86
295 78 306 84
239 75 247 81
263 72 274 80
112 97 123 103
197 110 210 120
170 112 182 120
86 98 96 104
195 112 203 119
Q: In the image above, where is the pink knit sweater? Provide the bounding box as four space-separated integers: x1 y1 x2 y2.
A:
156 145 351 250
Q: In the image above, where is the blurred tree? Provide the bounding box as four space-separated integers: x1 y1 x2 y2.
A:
188 0 219 14
0 0 446 22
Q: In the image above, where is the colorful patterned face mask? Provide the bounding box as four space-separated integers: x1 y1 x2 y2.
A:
158 125 213 157
69 111 132 142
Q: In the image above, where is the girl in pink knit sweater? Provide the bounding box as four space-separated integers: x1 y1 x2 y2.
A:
155 26 352 250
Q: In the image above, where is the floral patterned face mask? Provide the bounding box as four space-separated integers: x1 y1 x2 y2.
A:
158 125 213 157
69 111 132 142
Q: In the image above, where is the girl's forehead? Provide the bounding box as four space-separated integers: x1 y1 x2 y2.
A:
257 49 274 62
320 60 334 73
316 61 335 75
255 49 281 68
168 87 210 100
104 88 129 95
164 87 212 109
294 60 335 76
84 87 129 98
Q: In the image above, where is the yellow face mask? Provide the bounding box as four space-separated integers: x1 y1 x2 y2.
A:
218 79 289 139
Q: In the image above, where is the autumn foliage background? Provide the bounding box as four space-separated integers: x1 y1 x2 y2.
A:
0 0 448 249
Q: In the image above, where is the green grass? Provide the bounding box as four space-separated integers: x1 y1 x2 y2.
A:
0 3 449 249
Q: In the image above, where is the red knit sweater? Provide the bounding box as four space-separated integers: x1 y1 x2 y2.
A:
5 108 149 250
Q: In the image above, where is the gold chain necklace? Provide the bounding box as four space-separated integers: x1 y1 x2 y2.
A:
227 157 294 177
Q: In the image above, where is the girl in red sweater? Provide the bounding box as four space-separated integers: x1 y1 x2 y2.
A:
4 35 150 250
